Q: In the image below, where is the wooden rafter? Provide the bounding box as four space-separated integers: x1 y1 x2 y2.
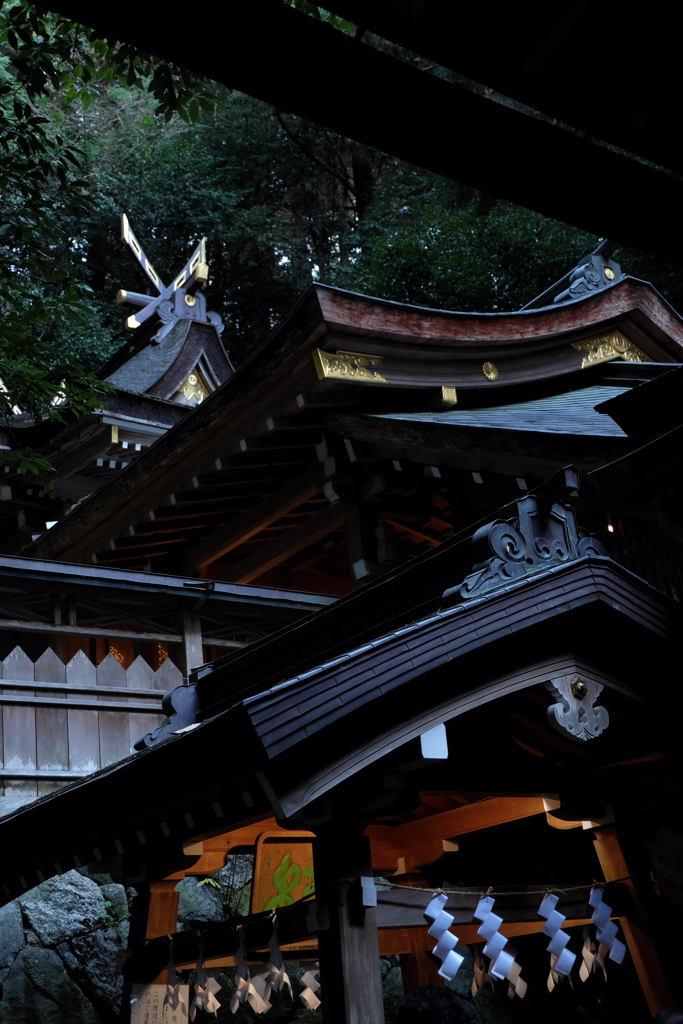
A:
179 470 322 573
222 502 349 584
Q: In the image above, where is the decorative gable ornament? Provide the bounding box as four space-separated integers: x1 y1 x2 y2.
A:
443 467 607 606
545 673 609 742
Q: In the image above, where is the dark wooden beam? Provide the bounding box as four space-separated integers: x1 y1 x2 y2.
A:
367 797 546 873
38 0 683 264
178 471 322 574
317 1 683 179
221 502 348 584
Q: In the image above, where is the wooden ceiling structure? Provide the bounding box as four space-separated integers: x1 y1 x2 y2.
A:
38 0 683 265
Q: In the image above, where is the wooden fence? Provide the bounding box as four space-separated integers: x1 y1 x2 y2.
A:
0 647 177 812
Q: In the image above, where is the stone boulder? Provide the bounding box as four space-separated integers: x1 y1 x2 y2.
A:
17 871 107 947
1 946 99 1024
0 902 23 970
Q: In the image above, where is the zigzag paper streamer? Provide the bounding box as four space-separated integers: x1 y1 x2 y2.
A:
537 893 576 977
163 945 186 1015
266 916 293 1000
190 943 221 1020
506 953 527 999
589 887 626 967
423 893 464 981
579 925 600 982
547 953 573 993
471 950 494 997
473 896 516 981
230 931 272 1015
299 963 321 1010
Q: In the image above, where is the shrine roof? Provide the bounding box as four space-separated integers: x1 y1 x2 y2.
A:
105 318 191 393
24 276 683 570
373 384 629 437
0 545 676 905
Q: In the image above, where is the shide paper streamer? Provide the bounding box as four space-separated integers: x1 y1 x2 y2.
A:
299 963 322 1010
230 918 294 1015
423 893 464 981
473 896 518 982
580 925 600 982
537 893 577 978
164 944 186 1016
230 931 271 1014
190 941 221 1020
588 887 626 967
418 883 627 999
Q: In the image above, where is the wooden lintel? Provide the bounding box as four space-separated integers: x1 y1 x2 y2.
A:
222 502 349 584
0 617 245 648
367 797 546 871
152 820 281 879
180 470 322 572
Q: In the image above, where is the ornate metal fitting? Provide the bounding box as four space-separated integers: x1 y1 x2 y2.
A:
482 361 499 381
570 678 587 699
572 330 650 369
545 673 609 742
313 348 387 383
442 469 607 605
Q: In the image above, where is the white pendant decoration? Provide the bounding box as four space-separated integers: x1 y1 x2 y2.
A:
471 950 494 997
589 887 626 966
190 946 221 1020
266 916 293 1000
230 931 271 1015
163 948 186 1015
579 925 600 982
547 953 573 993
423 893 464 981
299 963 322 1010
537 893 577 977
506 954 527 999
473 896 517 981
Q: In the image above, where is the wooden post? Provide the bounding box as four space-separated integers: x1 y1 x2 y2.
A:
592 825 671 1017
401 926 445 993
345 502 378 587
180 605 203 681
120 881 151 1023
314 825 385 1024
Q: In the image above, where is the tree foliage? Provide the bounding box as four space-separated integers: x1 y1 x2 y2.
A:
2 0 683 474
0 0 220 469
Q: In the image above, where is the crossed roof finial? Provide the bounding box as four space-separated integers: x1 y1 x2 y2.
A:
116 213 215 332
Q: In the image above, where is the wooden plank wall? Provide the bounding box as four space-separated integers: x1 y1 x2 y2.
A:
0 647 177 811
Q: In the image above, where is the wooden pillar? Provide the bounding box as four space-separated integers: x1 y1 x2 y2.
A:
180 605 203 681
345 502 378 587
593 825 671 1017
314 825 386 1024
120 882 151 1023
401 927 445 993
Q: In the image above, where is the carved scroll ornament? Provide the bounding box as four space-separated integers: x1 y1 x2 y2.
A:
443 488 607 605
545 673 609 742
